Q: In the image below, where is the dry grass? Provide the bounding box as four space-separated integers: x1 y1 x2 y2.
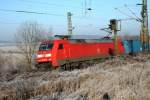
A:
0 55 150 100
0 49 29 74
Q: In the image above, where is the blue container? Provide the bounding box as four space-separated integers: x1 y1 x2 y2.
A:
122 40 130 54
122 39 141 55
128 40 141 54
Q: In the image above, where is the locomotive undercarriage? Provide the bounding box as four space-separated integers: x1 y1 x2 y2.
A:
59 57 111 71
34 55 120 71
35 56 116 71
35 62 53 71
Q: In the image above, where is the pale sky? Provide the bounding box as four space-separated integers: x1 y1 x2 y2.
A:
0 0 149 41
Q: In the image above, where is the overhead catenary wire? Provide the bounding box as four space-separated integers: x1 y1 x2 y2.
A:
115 4 138 9
0 9 65 17
124 4 142 22
114 8 141 22
83 0 93 15
0 8 100 20
118 18 139 21
17 0 93 19
115 8 135 18
17 0 106 21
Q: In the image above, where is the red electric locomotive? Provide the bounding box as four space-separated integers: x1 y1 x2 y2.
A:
35 36 125 69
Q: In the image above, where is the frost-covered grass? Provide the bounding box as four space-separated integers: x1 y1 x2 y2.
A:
0 56 150 100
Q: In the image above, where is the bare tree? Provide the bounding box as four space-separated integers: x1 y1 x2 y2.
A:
15 21 44 71
40 27 54 40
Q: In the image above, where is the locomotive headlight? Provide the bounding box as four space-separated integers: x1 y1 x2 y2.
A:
45 54 51 57
37 54 43 58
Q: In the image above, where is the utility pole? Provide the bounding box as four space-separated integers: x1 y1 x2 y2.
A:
67 12 73 35
109 19 121 56
140 0 149 51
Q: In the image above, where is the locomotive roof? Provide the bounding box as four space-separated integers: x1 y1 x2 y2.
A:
54 35 112 40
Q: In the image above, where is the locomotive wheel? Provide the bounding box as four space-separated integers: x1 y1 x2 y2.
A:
59 63 72 71
35 63 52 71
59 59 101 71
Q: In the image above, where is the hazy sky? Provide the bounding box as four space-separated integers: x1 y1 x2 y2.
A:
0 0 150 41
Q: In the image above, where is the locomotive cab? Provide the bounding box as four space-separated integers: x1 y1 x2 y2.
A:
35 40 68 68
35 41 54 67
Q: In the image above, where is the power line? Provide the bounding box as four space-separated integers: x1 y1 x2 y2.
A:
114 8 141 22
0 9 65 16
119 18 139 21
9 0 104 21
115 8 134 18
115 4 138 9
0 8 100 20
124 4 142 21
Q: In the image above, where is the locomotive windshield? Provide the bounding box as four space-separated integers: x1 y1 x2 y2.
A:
39 43 53 51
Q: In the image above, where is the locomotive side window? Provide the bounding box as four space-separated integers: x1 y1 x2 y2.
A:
39 43 53 50
58 44 64 49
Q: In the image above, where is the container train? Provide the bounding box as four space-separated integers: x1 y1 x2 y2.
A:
34 36 141 69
